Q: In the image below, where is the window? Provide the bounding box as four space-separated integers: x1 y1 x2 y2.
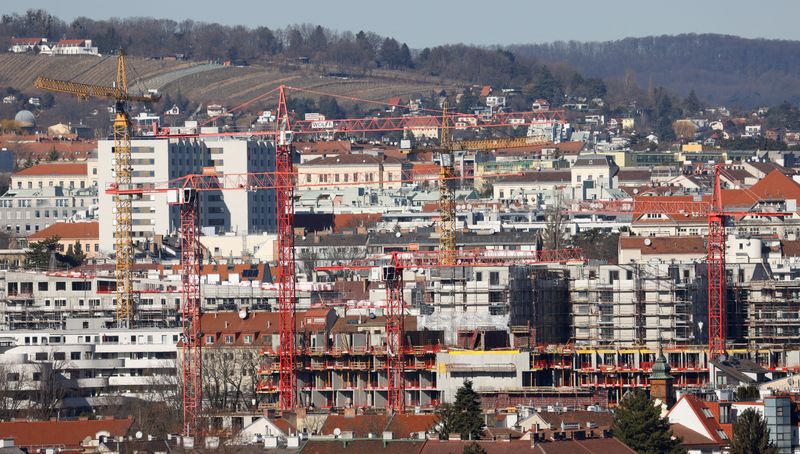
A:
72 281 92 292
55 281 65 291
244 335 253 344
224 335 234 344
35 352 47 361
71 351 80 360
206 336 214 345
716 430 728 440
489 272 500 286
53 352 65 361
38 282 48 291
6 373 19 382
475 272 483 282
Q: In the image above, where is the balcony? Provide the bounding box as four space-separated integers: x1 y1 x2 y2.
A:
74 377 110 388
124 359 174 369
68 359 124 369
108 375 154 386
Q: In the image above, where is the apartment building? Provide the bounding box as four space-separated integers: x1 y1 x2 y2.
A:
97 138 276 253
28 221 100 258
11 163 92 190
0 318 180 414
0 186 98 236
296 154 404 191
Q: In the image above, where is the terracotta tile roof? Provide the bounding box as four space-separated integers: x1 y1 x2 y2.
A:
302 154 402 166
480 86 492 97
0 417 133 449
2 141 96 159
749 169 800 201
387 97 403 107
419 439 635 454
782 240 800 258
493 141 583 156
28 221 98 241
303 440 425 454
617 168 652 183
320 414 388 438
13 163 87 176
619 236 705 256
386 414 438 438
199 309 334 345
296 141 352 155
670 394 727 445
535 410 613 430
269 418 296 436
333 213 381 232
670 423 720 446
411 163 441 175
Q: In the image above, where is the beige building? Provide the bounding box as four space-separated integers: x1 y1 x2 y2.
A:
297 154 404 191
28 221 100 257
12 163 91 190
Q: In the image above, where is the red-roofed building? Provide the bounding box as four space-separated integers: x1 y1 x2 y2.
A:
618 235 706 263
28 221 99 257
298 154 405 190
0 417 133 453
479 86 493 97
8 37 48 53
667 394 732 452
12 163 91 190
296 141 352 163
48 39 98 56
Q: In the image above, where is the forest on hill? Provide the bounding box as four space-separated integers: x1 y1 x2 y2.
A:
509 34 800 107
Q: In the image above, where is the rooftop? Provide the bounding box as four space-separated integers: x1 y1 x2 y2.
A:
28 221 98 241
13 163 87 176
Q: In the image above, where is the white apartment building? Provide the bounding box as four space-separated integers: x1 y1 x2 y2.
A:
296 154 404 191
0 318 180 412
11 163 92 190
97 138 276 254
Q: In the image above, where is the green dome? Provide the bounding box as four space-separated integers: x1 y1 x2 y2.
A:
650 349 673 380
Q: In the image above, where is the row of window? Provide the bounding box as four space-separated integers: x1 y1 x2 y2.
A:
205 334 254 345
16 180 89 189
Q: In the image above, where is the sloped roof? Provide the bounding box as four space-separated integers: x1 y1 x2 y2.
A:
320 414 388 438
535 410 613 429
386 414 438 438
296 141 352 155
619 236 705 256
13 163 87 176
303 440 424 454
670 423 720 447
749 169 800 201
0 417 132 448
28 221 98 241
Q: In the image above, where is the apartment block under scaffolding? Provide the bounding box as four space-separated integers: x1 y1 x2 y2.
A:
416 266 570 346
258 310 444 410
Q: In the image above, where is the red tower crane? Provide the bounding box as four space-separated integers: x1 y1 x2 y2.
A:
317 248 584 412
572 165 788 358
111 84 565 431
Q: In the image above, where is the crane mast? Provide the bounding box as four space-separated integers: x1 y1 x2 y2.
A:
34 49 159 328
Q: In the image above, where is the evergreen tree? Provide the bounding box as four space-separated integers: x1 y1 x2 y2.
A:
25 236 62 270
683 90 703 115
735 384 761 402
731 409 778 454
399 43 413 68
612 389 684 454
436 380 484 440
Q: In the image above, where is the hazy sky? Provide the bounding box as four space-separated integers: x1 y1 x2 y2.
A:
8 0 800 48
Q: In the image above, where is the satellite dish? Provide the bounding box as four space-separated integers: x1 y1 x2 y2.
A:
395 232 401 238
239 309 248 319
135 431 143 439
644 238 652 246
333 428 342 437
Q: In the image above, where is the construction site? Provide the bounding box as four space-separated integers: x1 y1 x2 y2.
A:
15 48 800 446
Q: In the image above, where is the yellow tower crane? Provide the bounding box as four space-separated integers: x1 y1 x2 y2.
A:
34 49 160 328
436 101 553 265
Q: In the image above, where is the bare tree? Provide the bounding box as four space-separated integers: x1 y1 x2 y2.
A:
541 193 568 250
30 351 69 420
0 362 33 420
